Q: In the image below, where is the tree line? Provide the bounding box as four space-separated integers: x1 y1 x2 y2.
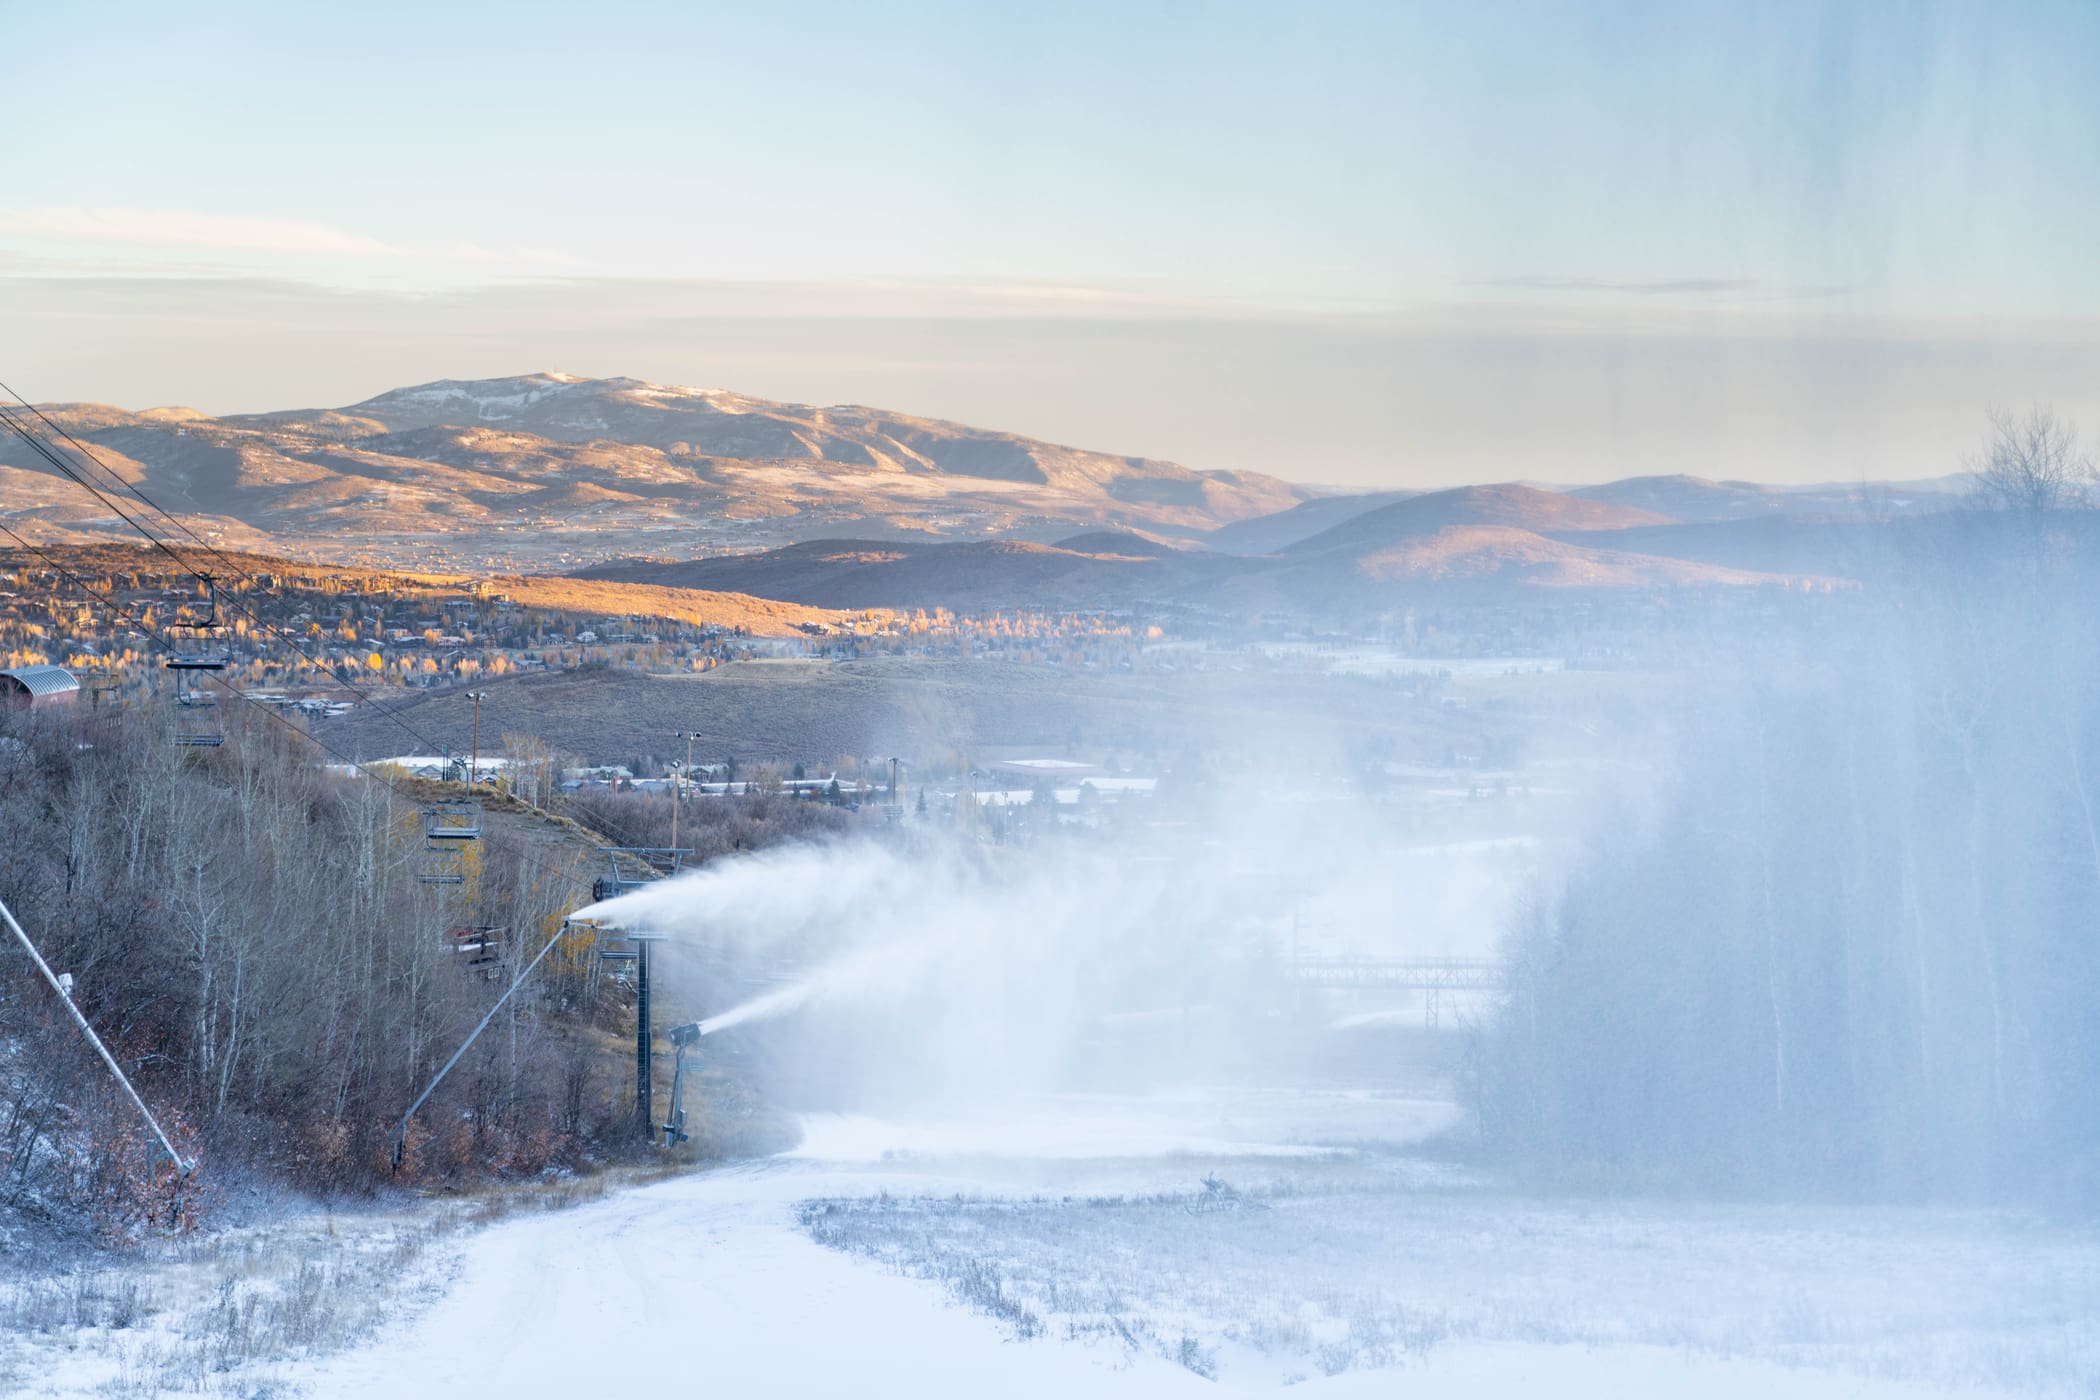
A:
0 704 830 1242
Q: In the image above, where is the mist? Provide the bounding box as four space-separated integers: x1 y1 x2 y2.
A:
1474 506 2100 1205
576 787 1551 1120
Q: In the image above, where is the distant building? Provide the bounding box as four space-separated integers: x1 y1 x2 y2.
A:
0 664 80 710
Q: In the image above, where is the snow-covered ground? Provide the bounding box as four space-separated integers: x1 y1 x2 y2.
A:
1249 645 1568 679
11 1089 2094 1398
300 1094 2098 1398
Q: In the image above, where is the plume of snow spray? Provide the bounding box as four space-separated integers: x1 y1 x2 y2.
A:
575 809 1547 1112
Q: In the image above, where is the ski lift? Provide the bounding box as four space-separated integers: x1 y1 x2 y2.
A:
418 802 482 885
597 945 638 987
164 576 230 747
170 689 224 747
163 574 232 672
425 802 483 841
591 846 688 903
441 924 508 976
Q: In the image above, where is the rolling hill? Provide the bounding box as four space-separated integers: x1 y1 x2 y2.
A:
1202 490 1420 555
2 374 1938 618
577 538 1253 612
1568 474 1965 523
1 374 1308 570
1280 485 1672 557
579 479 1832 615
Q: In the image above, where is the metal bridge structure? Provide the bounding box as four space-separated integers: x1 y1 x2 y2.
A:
1285 956 1507 1027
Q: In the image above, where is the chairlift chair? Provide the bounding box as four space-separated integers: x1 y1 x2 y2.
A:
424 802 483 842
163 575 232 673
597 945 639 988
441 924 508 974
590 846 688 903
164 576 231 746
417 804 481 885
170 690 224 747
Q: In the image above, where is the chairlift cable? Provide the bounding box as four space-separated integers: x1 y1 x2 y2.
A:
0 890 192 1179
0 404 498 766
1 528 696 1173
0 519 611 895
0 393 668 852
0 398 488 766
391 917 585 1170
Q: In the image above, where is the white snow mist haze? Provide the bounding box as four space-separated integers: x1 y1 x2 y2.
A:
573 777 1563 1126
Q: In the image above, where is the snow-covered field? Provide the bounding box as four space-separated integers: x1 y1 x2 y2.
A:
1249 645 1569 679
9 1089 2094 1398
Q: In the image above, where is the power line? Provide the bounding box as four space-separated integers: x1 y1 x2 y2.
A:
0 527 639 1172
0 396 667 851
2 399 716 1159
0 391 671 852
1 379 281 583
0 403 481 758
0 519 608 896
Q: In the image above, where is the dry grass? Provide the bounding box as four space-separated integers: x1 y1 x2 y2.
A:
329 653 1496 769
484 574 874 635
801 1182 2100 1391
0 544 865 638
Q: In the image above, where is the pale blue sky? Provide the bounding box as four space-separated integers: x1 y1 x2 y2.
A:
4 0 2097 484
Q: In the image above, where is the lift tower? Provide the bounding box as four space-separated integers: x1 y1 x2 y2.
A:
591 847 690 1141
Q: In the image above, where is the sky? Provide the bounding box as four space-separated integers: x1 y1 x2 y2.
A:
3 0 2098 486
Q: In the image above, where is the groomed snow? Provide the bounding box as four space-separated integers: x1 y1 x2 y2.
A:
289 1166 2034 1400
293 1161 1216 1400
270 1095 2090 1400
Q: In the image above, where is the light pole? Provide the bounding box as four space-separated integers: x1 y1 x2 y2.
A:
670 731 701 848
463 691 488 792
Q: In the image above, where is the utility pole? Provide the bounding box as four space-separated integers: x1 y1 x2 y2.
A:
670 731 700 849
463 690 488 791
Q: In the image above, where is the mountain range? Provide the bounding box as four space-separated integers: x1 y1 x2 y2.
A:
2 372 1970 613
576 484 1855 615
1 373 1304 569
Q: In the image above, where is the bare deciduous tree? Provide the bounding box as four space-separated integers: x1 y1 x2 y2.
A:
1969 406 2094 514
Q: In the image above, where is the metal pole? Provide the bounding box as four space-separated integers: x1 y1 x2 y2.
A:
635 939 653 1140
0 893 192 1177
671 732 698 850
393 919 577 1169
465 690 486 792
665 1040 686 1148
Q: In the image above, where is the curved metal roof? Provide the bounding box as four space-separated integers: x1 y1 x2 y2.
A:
0 664 80 698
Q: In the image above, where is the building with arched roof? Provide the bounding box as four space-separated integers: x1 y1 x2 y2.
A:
0 664 80 710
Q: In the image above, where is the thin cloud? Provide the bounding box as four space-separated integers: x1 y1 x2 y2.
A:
1482 274 1860 303
1485 274 1760 296
0 206 576 267
0 206 396 256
